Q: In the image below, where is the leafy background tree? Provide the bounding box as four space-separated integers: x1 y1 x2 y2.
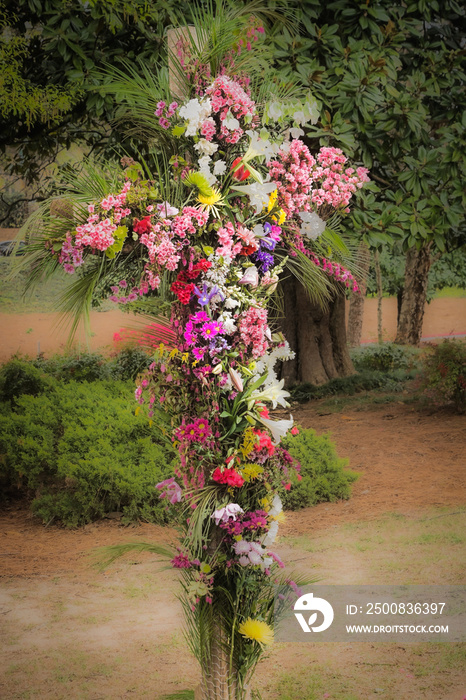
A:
2 0 465 383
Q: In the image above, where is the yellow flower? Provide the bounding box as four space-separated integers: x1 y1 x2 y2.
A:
239 618 274 646
266 187 286 224
259 495 272 511
267 189 278 211
271 511 286 524
200 563 211 574
197 189 225 217
241 463 264 482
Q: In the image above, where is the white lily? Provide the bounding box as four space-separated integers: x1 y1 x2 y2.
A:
250 378 290 409
230 181 277 215
229 367 243 392
258 414 294 444
262 521 279 547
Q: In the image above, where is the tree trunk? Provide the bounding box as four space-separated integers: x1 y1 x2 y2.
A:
347 242 370 347
395 243 432 346
278 276 355 386
374 249 384 344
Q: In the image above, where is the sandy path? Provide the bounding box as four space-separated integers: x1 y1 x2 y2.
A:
1 297 465 363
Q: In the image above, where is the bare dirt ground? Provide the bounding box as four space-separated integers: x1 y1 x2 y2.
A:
1 296 465 363
1 400 465 700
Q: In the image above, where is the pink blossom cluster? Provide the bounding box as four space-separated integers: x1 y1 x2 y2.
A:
268 141 369 216
204 75 256 144
55 181 133 273
235 16 265 53
219 509 269 537
108 278 151 305
154 99 178 129
290 233 360 292
58 233 84 274
238 306 269 358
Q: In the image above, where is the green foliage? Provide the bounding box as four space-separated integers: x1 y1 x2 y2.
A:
365 246 466 300
0 379 175 525
421 340 466 413
270 2 466 255
0 357 54 405
34 351 113 382
110 346 153 380
282 428 358 510
290 368 416 403
350 343 417 372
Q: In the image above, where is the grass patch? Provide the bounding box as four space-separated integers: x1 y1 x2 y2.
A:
284 507 466 585
434 286 466 298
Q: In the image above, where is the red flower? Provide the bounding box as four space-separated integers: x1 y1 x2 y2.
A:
133 216 153 235
231 157 251 182
241 245 257 256
187 258 212 279
212 467 245 487
171 280 194 304
284 483 291 491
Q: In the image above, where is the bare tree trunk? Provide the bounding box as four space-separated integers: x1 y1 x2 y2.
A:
347 242 370 347
278 276 355 385
395 243 432 346
374 249 384 344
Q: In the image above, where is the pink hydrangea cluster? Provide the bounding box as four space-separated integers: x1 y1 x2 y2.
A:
268 141 370 216
154 99 178 129
204 75 256 144
238 306 269 358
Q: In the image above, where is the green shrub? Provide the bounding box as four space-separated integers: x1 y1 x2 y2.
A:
110 347 153 381
421 340 466 413
350 343 417 372
281 428 358 510
0 358 55 405
290 368 416 403
34 351 112 382
0 380 175 526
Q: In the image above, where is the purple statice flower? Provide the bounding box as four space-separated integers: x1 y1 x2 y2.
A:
252 249 274 273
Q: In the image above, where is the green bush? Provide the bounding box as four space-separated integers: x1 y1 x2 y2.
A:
0 379 175 526
33 351 112 382
281 428 358 510
290 368 416 403
350 343 417 372
110 347 153 381
421 340 466 413
0 358 55 405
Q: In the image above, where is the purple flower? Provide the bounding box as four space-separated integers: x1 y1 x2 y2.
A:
194 284 223 306
156 477 182 504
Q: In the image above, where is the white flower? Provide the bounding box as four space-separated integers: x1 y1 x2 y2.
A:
244 130 277 161
234 540 251 555
198 155 217 186
249 541 265 555
248 550 263 565
229 367 243 392
269 495 283 517
218 313 237 334
157 202 179 217
298 211 326 240
290 127 305 139
178 97 212 136
211 503 244 525
231 181 277 214
266 101 284 121
238 266 259 288
262 521 279 547
250 378 290 409
293 110 306 125
195 139 218 156
258 414 294 445
224 296 240 309
213 159 227 176
224 112 240 130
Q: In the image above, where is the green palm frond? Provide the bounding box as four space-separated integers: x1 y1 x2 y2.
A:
90 542 175 571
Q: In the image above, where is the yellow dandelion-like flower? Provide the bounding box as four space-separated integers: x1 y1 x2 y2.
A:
241 463 264 482
273 208 286 225
239 618 274 646
239 427 258 458
266 188 286 225
197 189 225 217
